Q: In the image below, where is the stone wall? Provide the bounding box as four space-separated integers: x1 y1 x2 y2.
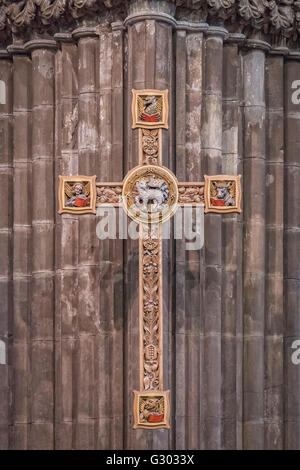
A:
0 0 299 450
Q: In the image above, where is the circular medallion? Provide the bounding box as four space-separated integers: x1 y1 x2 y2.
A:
122 165 178 224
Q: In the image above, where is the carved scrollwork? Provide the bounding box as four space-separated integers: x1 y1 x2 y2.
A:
0 0 124 37
38 0 67 25
207 0 236 16
6 0 37 28
238 0 265 20
68 0 98 19
0 6 7 31
178 184 204 204
0 0 299 45
268 0 294 32
141 129 160 166
96 184 122 204
141 224 162 391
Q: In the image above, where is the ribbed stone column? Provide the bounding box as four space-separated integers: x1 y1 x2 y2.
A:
124 0 175 450
264 48 286 450
8 44 32 450
72 27 99 450
174 21 207 450
97 22 124 449
242 40 269 450
284 53 300 450
24 39 57 449
201 26 227 450
221 34 244 450
53 33 79 450
0 50 12 450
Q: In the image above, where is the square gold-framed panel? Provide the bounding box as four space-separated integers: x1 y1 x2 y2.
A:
204 175 242 214
58 175 97 214
132 89 168 129
133 390 170 429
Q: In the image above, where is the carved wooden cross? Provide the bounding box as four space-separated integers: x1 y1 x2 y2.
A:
58 89 242 430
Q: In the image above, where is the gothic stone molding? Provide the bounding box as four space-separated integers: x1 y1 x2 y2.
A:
0 1 300 48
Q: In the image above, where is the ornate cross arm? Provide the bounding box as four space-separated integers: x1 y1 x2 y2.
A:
59 175 241 215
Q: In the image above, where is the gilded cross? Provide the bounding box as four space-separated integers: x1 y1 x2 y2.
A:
58 89 242 429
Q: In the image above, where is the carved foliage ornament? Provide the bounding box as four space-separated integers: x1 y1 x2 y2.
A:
1 1 300 43
140 224 162 392
96 183 122 204
140 129 160 166
178 183 204 204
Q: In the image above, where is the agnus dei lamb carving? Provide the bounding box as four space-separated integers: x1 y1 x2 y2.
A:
135 177 169 213
122 164 178 224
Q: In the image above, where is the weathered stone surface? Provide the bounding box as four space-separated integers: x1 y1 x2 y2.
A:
0 0 300 451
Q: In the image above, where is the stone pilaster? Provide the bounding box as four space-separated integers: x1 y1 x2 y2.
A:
202 26 227 450
284 53 300 450
24 39 57 450
97 22 125 450
71 26 99 450
174 20 207 450
221 33 244 450
264 47 286 450
8 43 32 450
53 32 79 450
0 50 12 450
242 39 269 450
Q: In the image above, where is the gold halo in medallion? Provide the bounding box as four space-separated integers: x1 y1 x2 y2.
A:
122 165 178 224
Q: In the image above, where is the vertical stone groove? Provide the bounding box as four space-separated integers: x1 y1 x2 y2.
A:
26 39 57 450
201 27 226 450
11 49 32 450
73 28 99 450
221 37 244 450
284 56 300 450
242 44 267 449
54 35 79 450
0 52 12 450
174 26 204 449
264 51 284 450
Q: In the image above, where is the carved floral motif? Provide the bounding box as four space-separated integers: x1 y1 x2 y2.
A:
141 224 162 391
96 184 122 204
178 184 204 204
141 129 159 166
1 0 300 45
